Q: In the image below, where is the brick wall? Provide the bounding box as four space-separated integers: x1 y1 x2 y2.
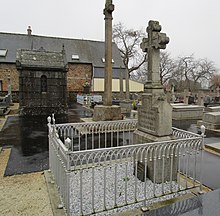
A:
0 63 19 91
67 63 92 92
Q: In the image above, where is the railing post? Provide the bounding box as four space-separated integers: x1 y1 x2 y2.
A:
65 137 71 150
199 125 206 193
47 116 52 170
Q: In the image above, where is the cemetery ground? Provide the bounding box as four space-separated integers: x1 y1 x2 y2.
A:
1 103 220 215
0 148 53 216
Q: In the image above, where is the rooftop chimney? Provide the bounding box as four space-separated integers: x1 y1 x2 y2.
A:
27 26 32 35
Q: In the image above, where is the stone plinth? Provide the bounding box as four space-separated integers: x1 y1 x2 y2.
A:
133 93 174 183
172 104 204 120
133 129 172 144
136 156 177 183
137 93 172 137
93 105 122 121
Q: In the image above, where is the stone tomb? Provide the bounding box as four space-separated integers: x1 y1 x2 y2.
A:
198 112 220 130
204 106 220 113
172 104 204 120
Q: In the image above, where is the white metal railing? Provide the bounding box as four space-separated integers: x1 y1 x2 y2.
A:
56 119 138 151
48 114 205 216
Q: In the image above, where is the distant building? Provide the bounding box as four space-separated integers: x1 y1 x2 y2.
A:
0 27 143 103
16 48 68 115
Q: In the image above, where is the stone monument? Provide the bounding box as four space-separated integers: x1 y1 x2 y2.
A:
133 20 174 183
93 0 121 121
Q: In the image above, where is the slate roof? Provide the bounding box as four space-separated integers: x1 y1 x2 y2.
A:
0 32 125 69
16 49 67 71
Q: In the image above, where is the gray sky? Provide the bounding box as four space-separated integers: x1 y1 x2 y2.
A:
1 0 220 69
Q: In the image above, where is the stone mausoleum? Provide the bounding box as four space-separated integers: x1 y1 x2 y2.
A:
16 48 68 115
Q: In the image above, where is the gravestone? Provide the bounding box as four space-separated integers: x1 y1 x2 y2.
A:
171 83 175 102
184 89 189 104
133 20 175 183
198 91 204 106
93 0 121 121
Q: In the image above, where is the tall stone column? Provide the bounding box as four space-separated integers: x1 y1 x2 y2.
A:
119 66 124 100
92 0 121 121
103 0 114 106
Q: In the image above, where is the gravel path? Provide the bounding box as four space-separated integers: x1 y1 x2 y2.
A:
0 148 53 216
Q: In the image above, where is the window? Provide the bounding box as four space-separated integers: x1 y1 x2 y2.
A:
0 49 7 57
72 54 79 60
41 75 47 92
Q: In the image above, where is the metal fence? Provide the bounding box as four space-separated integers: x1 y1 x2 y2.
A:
48 115 205 216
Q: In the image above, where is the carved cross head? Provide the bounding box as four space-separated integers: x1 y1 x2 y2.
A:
141 20 169 52
104 0 114 14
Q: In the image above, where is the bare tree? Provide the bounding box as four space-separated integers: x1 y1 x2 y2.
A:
113 22 147 77
159 51 177 85
210 73 220 87
174 55 217 91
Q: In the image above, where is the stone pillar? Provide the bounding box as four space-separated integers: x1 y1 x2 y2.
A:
119 66 124 100
92 0 122 121
125 68 130 100
103 0 114 106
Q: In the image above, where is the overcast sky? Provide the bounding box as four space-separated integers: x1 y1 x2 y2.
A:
1 0 220 69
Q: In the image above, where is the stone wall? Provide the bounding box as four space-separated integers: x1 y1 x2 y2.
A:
19 70 67 115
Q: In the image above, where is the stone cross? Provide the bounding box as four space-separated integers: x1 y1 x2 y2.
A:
140 20 169 91
103 0 114 106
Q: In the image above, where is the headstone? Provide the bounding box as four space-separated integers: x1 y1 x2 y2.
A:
217 86 220 98
133 20 174 183
171 83 175 102
184 89 189 104
198 91 204 106
135 20 172 139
